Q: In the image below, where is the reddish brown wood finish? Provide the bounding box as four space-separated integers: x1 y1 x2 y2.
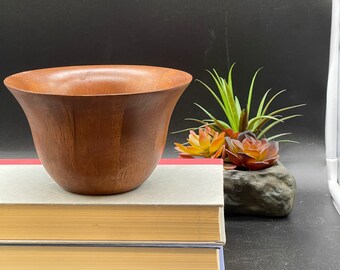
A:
4 65 192 195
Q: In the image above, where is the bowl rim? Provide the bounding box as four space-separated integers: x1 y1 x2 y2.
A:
3 65 193 97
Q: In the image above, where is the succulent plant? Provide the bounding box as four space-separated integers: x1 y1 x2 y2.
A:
225 135 279 170
173 63 304 171
174 64 305 143
174 127 225 158
234 130 256 141
224 128 240 139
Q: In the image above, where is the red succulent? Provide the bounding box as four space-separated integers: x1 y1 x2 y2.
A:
224 129 240 139
225 136 279 170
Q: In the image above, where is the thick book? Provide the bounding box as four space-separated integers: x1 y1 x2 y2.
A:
0 159 225 245
0 244 225 270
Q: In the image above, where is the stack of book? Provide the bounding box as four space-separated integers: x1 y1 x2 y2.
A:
0 158 225 269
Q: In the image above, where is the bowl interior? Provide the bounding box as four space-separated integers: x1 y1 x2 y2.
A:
4 65 192 96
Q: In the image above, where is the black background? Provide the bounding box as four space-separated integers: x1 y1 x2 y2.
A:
1 1 338 269
0 0 331 157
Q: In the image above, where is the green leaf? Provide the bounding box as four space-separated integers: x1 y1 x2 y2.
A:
213 69 224 87
247 115 282 130
207 69 239 131
196 79 229 117
266 133 292 141
209 124 223 132
170 124 209 134
206 69 235 127
184 118 209 125
228 62 236 97
221 78 239 130
213 119 231 129
268 104 306 117
256 89 271 117
252 104 305 134
213 118 229 130
257 114 302 139
208 69 228 106
262 89 286 115
251 90 289 134
239 109 248 132
277 140 299 144
194 103 217 119
252 119 269 135
234 96 242 119
247 67 263 116
251 89 271 130
194 103 232 130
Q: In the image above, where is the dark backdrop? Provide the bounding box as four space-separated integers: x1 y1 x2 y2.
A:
0 0 331 158
0 2 337 269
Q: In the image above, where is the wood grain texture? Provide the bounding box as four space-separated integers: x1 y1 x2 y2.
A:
4 65 192 194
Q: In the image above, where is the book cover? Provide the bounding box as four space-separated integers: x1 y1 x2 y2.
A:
0 159 226 245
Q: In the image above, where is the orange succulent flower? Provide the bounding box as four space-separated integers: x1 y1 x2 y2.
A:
175 127 226 158
225 136 279 170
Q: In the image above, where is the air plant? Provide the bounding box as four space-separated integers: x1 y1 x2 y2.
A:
174 63 305 142
224 135 279 171
173 64 304 170
174 127 225 159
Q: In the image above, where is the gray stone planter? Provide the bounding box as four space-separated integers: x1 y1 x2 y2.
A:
223 162 296 217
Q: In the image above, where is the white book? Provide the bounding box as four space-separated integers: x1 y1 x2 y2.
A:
0 159 225 245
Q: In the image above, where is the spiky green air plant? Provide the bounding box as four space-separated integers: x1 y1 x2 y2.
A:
174 127 226 158
173 63 305 143
225 135 279 170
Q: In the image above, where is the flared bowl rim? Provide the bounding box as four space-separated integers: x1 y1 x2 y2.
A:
3 65 193 97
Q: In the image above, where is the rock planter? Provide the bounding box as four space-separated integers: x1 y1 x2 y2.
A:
223 162 296 217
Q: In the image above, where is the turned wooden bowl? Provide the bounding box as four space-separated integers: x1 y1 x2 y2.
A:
4 65 192 195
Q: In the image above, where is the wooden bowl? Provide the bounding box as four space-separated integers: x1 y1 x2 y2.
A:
4 65 192 195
